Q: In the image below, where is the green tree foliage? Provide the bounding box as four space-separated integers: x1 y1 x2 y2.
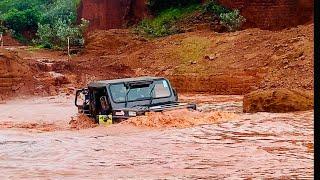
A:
35 0 87 49
0 0 48 12
40 0 78 25
36 18 88 49
0 0 87 49
2 8 40 33
0 0 47 41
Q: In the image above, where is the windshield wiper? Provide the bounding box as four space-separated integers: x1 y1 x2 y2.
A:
124 86 131 108
149 84 156 105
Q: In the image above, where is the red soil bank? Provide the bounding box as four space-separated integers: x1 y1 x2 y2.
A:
217 0 313 30
79 24 313 94
123 109 237 128
78 0 147 31
0 49 35 98
79 0 313 31
1 35 21 46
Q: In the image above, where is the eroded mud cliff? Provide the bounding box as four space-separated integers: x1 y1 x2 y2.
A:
217 0 314 30
78 0 147 31
78 0 313 31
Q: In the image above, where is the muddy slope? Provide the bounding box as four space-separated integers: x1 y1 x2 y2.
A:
78 0 147 31
243 89 314 113
78 0 313 31
0 24 313 98
218 0 313 30
0 49 35 98
79 24 313 94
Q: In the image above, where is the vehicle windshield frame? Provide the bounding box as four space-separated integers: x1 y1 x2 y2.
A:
108 79 173 103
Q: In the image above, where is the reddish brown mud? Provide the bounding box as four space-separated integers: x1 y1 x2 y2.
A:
123 109 237 128
0 94 313 179
0 24 313 99
0 20 314 179
0 95 76 132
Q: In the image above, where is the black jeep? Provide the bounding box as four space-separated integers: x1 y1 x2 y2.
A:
75 76 196 124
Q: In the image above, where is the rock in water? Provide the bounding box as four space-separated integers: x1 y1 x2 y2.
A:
243 89 313 113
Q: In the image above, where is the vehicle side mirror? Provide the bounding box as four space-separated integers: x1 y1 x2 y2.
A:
75 89 84 108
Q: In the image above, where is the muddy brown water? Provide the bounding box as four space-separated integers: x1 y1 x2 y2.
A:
0 94 313 179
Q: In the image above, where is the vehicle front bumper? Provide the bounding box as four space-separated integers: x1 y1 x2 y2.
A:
111 102 197 120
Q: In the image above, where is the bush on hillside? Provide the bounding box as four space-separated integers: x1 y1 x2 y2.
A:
219 10 246 32
202 0 228 15
135 5 200 37
203 0 245 32
136 1 245 37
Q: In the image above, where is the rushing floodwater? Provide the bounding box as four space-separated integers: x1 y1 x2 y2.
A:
0 94 314 179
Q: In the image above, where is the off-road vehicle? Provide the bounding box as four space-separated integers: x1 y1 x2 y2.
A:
75 76 196 124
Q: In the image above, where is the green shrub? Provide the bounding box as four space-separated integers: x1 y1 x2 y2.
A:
203 0 245 32
135 5 200 37
219 10 246 32
34 23 52 48
202 0 228 15
137 0 245 37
